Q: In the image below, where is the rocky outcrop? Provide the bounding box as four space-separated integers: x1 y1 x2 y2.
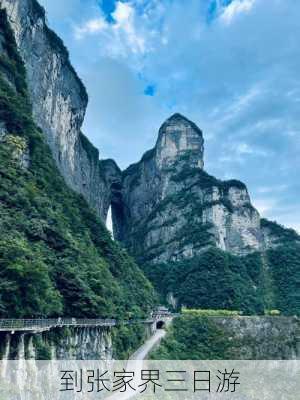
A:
1 0 113 221
114 113 264 264
0 11 30 169
213 316 300 359
0 327 113 361
0 322 156 361
155 113 204 170
261 218 300 249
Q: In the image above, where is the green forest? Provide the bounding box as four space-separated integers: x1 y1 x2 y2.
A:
143 240 300 316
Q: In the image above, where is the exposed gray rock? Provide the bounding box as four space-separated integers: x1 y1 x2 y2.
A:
213 316 300 359
261 218 300 250
0 122 7 140
1 0 112 221
155 113 204 170
0 327 113 360
52 327 113 360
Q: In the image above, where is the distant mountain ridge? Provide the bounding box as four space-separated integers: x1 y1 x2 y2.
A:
1 0 115 222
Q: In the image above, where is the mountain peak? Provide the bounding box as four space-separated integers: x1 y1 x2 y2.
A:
156 113 204 169
162 113 203 136
167 112 189 122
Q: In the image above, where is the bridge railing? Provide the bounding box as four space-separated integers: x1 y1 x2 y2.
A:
0 319 57 330
0 318 118 331
0 314 174 332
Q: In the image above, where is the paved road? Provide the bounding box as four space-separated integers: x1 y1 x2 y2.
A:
129 328 166 360
106 329 166 400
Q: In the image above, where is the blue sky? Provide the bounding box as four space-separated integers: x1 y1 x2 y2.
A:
39 0 300 232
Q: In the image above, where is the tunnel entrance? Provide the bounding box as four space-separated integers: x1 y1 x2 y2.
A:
156 320 165 329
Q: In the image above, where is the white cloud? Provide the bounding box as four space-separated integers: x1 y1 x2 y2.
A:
253 198 278 215
236 142 253 154
75 17 107 39
291 224 300 234
112 2 146 55
228 86 263 118
114 1 132 22
221 0 257 24
257 185 289 194
74 1 153 59
235 142 270 157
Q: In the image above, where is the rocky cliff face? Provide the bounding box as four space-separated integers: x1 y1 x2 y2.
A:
115 113 264 264
0 327 113 362
213 316 300 359
152 314 300 360
1 0 116 221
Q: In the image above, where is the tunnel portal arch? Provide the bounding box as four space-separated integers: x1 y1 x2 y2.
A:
156 320 165 329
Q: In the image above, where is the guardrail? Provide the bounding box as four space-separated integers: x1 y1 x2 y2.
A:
0 317 163 332
0 318 118 332
0 312 174 332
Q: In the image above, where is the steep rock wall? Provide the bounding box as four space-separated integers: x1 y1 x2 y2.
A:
0 322 155 362
0 0 116 221
0 327 113 361
213 316 300 359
